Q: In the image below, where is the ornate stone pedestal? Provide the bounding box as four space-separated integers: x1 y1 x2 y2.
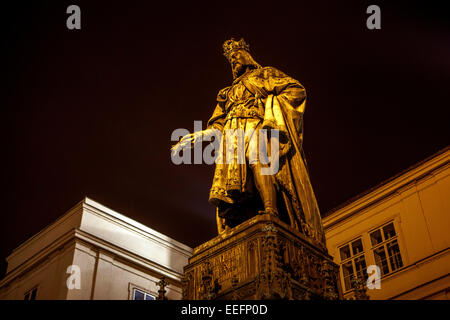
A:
182 214 342 300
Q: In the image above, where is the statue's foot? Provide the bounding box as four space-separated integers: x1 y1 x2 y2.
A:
258 208 278 217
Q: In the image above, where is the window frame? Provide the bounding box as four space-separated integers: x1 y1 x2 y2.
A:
369 221 404 277
338 237 368 292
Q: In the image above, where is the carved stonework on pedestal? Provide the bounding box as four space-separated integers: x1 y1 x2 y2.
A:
182 214 342 300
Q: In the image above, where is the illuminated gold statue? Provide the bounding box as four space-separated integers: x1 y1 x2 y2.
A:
172 38 325 246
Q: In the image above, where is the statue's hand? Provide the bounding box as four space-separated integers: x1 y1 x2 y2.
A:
171 132 201 156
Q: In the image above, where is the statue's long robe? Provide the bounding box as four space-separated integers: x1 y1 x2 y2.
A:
207 66 325 247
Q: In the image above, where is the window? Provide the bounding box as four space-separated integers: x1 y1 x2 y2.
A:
131 288 155 300
370 222 403 276
339 238 368 291
24 287 38 300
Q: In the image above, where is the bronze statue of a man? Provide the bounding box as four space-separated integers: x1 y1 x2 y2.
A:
172 38 325 247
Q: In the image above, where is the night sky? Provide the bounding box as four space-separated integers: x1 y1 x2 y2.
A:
1 1 449 278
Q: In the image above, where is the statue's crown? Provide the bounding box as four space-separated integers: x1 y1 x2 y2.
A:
223 38 250 60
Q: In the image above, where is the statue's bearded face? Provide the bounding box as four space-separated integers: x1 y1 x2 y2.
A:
229 50 250 78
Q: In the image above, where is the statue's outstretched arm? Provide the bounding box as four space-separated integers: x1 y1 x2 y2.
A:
170 129 218 156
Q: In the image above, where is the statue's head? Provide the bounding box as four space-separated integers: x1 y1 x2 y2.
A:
223 38 261 79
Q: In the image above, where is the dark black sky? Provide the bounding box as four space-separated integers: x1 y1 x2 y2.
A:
1 1 449 277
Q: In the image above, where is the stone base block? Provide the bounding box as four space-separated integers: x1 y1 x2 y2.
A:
182 214 342 300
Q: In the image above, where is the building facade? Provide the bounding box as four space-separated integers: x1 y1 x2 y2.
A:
323 147 449 299
0 198 193 300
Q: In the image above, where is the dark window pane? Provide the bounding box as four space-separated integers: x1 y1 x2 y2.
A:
145 294 155 300
30 288 37 300
373 246 389 275
24 292 30 300
133 289 144 300
370 229 383 246
342 261 354 291
387 240 403 271
351 239 364 255
354 255 368 280
383 223 396 240
340 245 351 260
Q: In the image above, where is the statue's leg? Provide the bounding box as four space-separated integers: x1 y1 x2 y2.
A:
216 207 229 234
250 162 278 216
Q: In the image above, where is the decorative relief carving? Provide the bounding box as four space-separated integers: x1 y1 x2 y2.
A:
247 240 258 277
199 261 221 300
351 276 370 300
322 260 340 300
261 223 278 233
209 244 243 290
231 275 240 300
181 272 193 300
255 233 292 299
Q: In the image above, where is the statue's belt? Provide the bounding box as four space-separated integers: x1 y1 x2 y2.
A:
225 103 263 121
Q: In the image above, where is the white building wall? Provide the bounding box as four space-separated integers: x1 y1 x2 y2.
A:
0 198 193 300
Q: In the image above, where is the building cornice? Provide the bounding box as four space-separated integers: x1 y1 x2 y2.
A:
7 201 84 263
0 226 186 291
73 228 185 282
5 197 193 273
82 198 192 257
0 229 78 290
1 197 193 290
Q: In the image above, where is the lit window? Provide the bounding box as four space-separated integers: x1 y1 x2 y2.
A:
24 287 38 300
132 288 155 300
339 238 368 291
370 222 403 276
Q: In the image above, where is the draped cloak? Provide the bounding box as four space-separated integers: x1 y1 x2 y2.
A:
206 66 325 247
